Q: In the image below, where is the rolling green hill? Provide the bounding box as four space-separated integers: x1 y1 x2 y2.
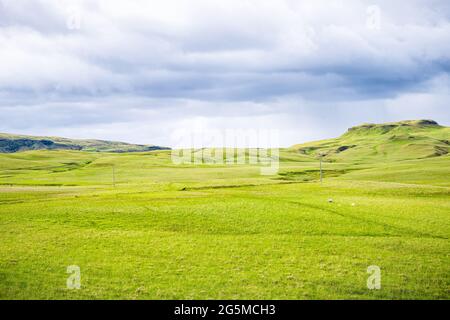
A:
291 120 450 163
0 132 170 153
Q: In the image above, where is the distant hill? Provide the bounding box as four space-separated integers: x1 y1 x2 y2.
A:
291 120 450 163
0 133 170 153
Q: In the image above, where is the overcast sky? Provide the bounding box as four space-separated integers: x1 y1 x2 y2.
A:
0 0 449 147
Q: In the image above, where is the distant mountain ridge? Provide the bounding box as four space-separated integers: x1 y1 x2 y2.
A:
292 120 450 162
0 133 170 153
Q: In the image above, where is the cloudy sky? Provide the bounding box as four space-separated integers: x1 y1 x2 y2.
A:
0 0 449 147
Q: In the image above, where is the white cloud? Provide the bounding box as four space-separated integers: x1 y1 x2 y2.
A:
0 0 449 146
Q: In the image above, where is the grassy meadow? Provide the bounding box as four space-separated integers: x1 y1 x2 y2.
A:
0 122 449 299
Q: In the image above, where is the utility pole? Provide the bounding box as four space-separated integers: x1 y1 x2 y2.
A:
319 153 324 184
112 165 115 188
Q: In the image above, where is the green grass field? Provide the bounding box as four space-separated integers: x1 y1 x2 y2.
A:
0 121 449 299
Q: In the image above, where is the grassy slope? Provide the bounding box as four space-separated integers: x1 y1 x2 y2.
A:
290 120 450 186
292 120 450 162
0 121 449 299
